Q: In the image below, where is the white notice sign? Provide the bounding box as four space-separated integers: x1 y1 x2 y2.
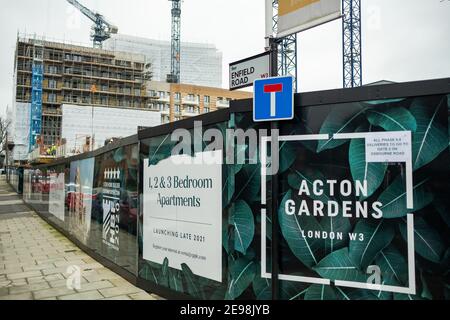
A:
365 131 412 163
143 150 223 282
229 52 270 90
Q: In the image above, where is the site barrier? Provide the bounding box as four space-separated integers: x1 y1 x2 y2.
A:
7 78 450 300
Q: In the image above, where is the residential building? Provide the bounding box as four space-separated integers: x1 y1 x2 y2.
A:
104 34 222 88
146 81 252 124
10 34 150 161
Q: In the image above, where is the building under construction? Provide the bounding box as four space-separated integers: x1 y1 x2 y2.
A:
11 34 149 161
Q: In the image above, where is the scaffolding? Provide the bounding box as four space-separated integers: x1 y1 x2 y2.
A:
29 40 43 152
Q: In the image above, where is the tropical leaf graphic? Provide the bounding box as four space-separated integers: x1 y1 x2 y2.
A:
375 245 408 286
349 220 395 269
366 107 417 132
252 264 271 300
364 98 406 105
147 134 176 166
399 217 445 263
279 279 308 300
304 284 338 300
234 164 260 204
229 200 255 255
321 215 351 254
377 176 433 218
317 103 369 153
313 248 366 282
181 263 203 299
227 257 256 299
278 190 324 268
335 287 379 300
410 97 448 170
349 124 388 199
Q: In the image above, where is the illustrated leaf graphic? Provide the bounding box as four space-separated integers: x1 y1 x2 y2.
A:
168 268 184 292
335 287 380 300
320 215 352 254
222 223 230 254
366 107 417 132
313 248 367 282
410 97 448 170
147 134 176 166
317 103 369 153
181 263 203 299
394 293 422 300
377 175 433 218
229 200 255 255
234 164 260 203
227 257 256 299
304 284 338 300
279 280 308 300
279 140 297 174
433 198 450 228
349 124 388 199
278 190 323 268
252 264 271 300
364 98 406 105
399 217 445 263
375 245 408 286
349 220 395 269
222 166 236 209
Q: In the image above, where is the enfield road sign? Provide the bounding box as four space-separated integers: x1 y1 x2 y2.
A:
229 52 270 90
253 76 294 122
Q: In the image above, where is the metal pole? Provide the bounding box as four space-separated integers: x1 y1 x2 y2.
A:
269 37 279 301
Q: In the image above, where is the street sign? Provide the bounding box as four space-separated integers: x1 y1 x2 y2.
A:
229 52 270 90
253 76 294 122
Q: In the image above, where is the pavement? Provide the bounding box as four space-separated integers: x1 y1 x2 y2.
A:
0 176 161 300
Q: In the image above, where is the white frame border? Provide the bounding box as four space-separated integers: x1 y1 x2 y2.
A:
260 132 416 295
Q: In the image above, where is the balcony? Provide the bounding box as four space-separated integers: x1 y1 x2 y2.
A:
182 109 200 117
182 97 200 106
160 108 170 115
216 99 230 109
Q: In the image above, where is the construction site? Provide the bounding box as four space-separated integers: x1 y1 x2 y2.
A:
0 0 449 306
6 0 251 166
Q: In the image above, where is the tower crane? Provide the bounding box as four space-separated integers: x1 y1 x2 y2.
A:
66 0 118 49
167 0 181 83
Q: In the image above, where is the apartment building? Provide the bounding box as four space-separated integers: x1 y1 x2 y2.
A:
13 35 149 153
146 81 252 124
104 34 222 88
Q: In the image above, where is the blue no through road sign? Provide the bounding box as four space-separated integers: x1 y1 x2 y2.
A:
253 76 294 122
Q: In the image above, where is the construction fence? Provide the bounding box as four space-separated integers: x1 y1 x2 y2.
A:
7 78 450 300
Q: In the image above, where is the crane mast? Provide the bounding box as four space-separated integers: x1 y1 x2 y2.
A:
167 0 181 83
66 0 118 48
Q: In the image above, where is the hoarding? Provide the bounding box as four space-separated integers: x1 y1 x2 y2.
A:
143 150 223 282
229 52 270 90
49 172 65 221
275 0 342 38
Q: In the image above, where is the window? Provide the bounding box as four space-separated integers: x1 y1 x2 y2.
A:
48 79 57 89
174 92 181 101
204 107 210 113
48 93 56 103
204 96 210 104
175 105 180 113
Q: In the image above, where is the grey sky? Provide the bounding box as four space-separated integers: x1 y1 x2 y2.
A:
1 0 450 116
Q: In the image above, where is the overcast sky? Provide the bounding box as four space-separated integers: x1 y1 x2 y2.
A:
1 0 450 116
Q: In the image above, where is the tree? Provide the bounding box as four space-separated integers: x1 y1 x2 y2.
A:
0 117 11 165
